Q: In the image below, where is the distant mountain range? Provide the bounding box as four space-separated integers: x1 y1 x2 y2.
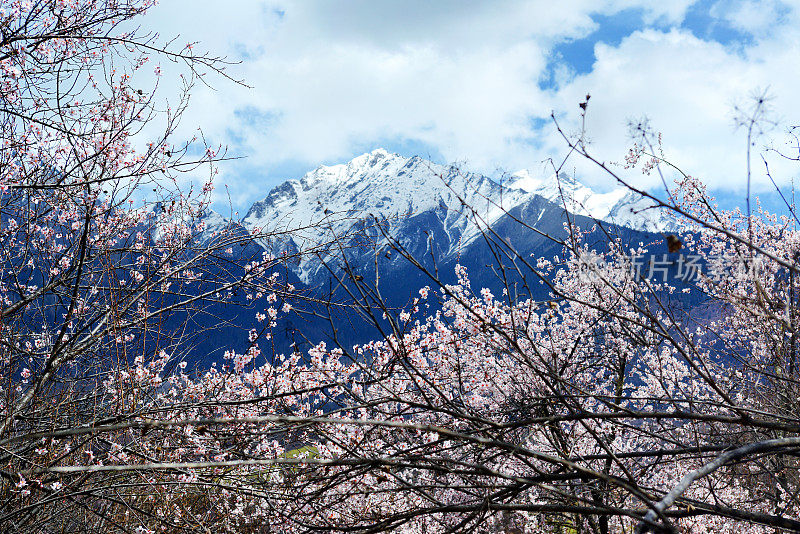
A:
508 167 676 233
186 149 682 363
204 149 677 285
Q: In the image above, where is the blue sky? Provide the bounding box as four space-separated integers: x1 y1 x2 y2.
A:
140 1 800 215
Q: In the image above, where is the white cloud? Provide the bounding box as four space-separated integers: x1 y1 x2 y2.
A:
711 0 790 35
542 19 800 194
136 0 800 208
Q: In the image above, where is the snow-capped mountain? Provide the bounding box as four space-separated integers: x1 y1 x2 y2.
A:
239 149 677 283
509 169 678 233
180 149 686 362
242 148 531 283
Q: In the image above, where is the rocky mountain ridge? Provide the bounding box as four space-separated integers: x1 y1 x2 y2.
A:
211 148 677 283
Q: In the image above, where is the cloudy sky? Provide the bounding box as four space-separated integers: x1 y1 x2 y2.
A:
141 0 800 212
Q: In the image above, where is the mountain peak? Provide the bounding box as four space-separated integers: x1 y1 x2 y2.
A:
369 147 391 157
510 168 678 232
347 147 399 169
301 148 404 187
242 152 530 282
241 152 679 282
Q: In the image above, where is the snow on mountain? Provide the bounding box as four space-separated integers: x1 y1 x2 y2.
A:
195 209 231 241
150 204 240 247
509 169 679 233
242 148 529 283
238 149 680 284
